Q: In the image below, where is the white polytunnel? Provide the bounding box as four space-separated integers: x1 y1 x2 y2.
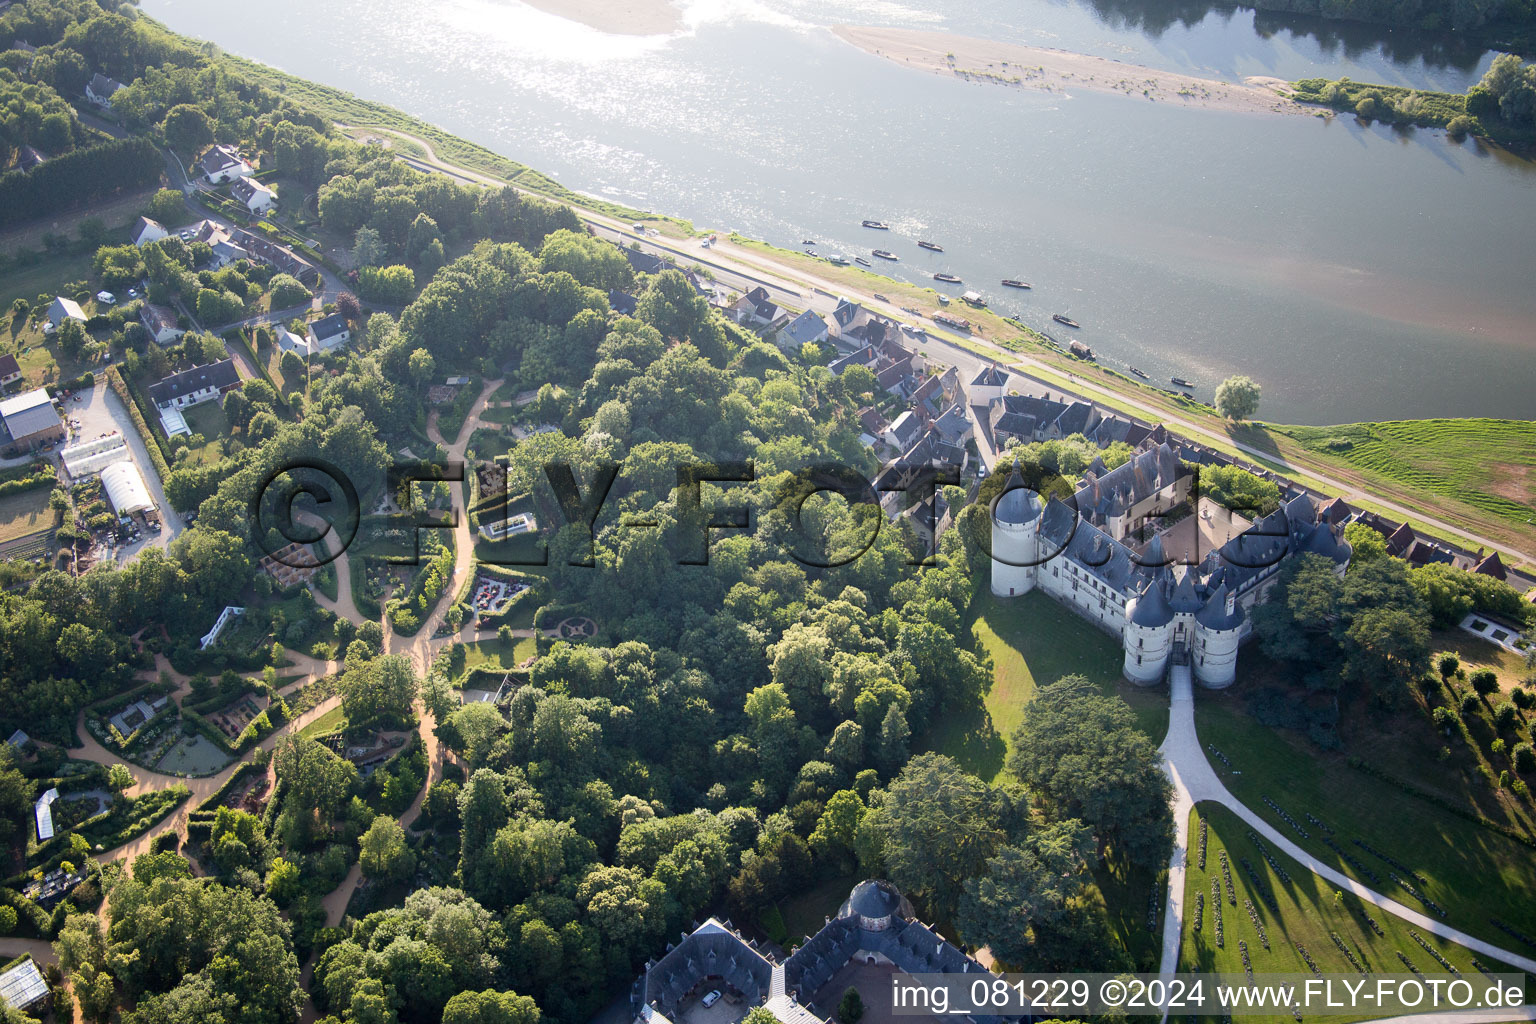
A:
101 460 154 514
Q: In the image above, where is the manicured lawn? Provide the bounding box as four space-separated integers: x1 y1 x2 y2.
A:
0 251 95 313
455 637 538 682
299 704 346 739
0 487 53 544
1181 803 1522 1024
180 399 233 466
927 590 1167 783
1194 685 1536 950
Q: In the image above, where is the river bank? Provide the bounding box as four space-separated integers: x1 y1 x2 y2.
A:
831 24 1305 116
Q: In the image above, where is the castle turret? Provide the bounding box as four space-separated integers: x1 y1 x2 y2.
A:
1193 582 1244 689
991 466 1041 598
1122 579 1174 685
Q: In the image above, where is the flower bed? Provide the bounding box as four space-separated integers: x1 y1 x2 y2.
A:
1245 830 1292 883
1293 943 1321 977
1198 817 1208 870
1261 795 1309 839
1409 931 1459 974
1322 836 1382 886
1219 850 1236 905
1211 878 1224 948
1239 857 1278 912
1330 931 1365 974
1193 891 1204 933
1396 951 1423 977
1243 897 1270 949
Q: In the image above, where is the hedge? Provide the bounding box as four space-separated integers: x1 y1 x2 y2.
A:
106 365 173 486
196 760 264 814
0 463 55 499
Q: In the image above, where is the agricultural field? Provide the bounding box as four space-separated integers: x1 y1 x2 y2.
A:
0 487 54 545
1180 803 1520 1024
1262 418 1536 546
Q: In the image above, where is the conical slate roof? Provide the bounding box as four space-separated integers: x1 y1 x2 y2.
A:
993 466 1042 526
1128 580 1174 628
1169 571 1203 614
1195 582 1245 631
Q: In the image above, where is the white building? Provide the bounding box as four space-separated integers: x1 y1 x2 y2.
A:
132 216 169 247
988 455 1351 690
34 788 58 842
200 606 245 650
306 313 351 352
85 72 125 107
101 461 154 515
47 296 86 327
968 363 1009 406
230 176 276 214
146 359 240 412
61 432 130 477
198 144 253 184
140 303 184 345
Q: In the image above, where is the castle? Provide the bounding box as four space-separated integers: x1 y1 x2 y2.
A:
988 441 1351 688
633 880 1017 1024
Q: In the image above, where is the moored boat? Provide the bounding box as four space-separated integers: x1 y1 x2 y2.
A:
1052 313 1081 328
872 249 899 261
1069 339 1094 360
802 239 817 245
862 220 890 229
1171 376 1195 387
1129 367 1149 379
917 240 944 252
934 272 962 284
853 256 871 267
1001 279 1031 289
827 254 850 266
961 290 986 307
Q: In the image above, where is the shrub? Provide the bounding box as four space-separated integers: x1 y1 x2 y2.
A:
1471 670 1499 696
1514 744 1535 774
1459 693 1480 715
1447 115 1476 138
1356 96 1380 118
1512 688 1533 711
1494 702 1518 730
1437 653 1460 678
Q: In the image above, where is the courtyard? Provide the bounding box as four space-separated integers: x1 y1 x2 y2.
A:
154 732 233 776
809 961 941 1024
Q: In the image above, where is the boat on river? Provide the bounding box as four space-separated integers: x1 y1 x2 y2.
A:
934 272 962 284
1052 313 1081 328
917 240 944 252
1129 367 1149 379
802 239 817 245
854 256 871 267
1001 279 1031 289
1069 339 1094 360
961 290 986 307
827 254 850 266
872 249 899 261
862 220 890 229
1171 376 1196 387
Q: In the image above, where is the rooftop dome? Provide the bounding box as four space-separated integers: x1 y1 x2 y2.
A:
1195 582 1245 631
844 880 902 922
1128 580 1174 628
993 466 1042 526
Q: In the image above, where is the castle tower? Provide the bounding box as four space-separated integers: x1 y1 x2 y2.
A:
990 466 1042 598
1193 582 1244 689
1122 579 1174 685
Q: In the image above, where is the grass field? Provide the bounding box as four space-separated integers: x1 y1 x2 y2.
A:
299 704 346 738
1180 803 1520 1024
0 487 53 544
455 636 538 683
180 399 233 466
927 590 1167 783
1194 679 1536 951
1263 419 1536 537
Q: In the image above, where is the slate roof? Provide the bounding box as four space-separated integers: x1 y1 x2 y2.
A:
608 290 638 316
1169 571 1203 614
1075 442 1185 521
781 309 827 347
932 403 970 446
1129 579 1174 627
1038 497 1148 594
88 72 124 96
994 466 1042 526
230 176 275 204
885 411 920 448
1195 582 1245 631
971 363 1007 387
0 388 60 439
146 359 239 407
0 353 19 378
309 313 349 342
197 144 247 176
1474 551 1508 581
620 246 667 276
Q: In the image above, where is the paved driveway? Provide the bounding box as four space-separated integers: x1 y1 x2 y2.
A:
62 380 183 558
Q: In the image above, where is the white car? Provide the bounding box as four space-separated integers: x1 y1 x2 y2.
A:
700 991 722 1009
96 291 116 305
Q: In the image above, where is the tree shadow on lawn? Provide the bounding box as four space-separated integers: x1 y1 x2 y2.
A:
921 700 1006 782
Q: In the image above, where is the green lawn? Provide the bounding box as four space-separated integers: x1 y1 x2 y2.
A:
180 399 233 466
927 590 1167 783
0 251 95 313
1264 419 1536 535
455 636 538 683
0 487 53 545
299 704 346 738
1181 803 1521 1024
1194 684 1536 951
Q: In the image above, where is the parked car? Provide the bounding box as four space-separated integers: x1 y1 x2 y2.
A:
701 991 722 1009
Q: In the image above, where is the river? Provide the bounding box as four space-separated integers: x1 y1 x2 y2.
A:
140 0 1536 425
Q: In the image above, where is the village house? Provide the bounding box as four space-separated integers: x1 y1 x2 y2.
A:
968 362 1009 406
198 144 253 184
777 308 829 350
132 216 169 247
728 287 787 331
0 388 64 455
85 72 125 107
230 176 277 215
147 358 240 427
139 303 184 345
0 353 21 389
307 313 351 352
46 296 86 328
881 409 921 451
